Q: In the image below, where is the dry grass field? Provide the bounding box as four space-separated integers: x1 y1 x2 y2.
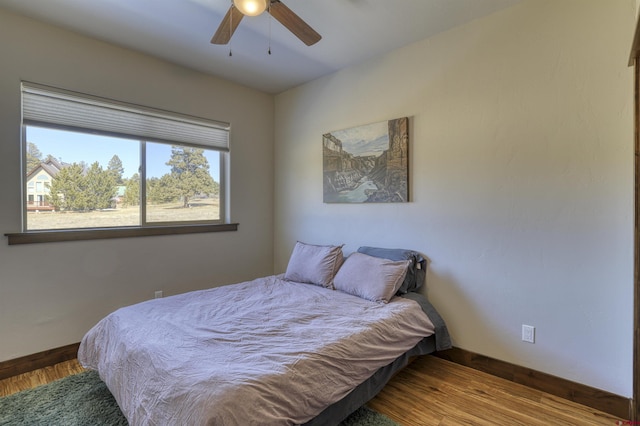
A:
27 199 219 230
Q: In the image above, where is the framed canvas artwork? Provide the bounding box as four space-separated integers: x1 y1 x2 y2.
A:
322 117 409 203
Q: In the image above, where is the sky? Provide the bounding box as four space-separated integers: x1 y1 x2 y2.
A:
26 126 220 180
328 120 390 157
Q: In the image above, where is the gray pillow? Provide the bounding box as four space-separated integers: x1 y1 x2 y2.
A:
333 252 410 303
357 246 426 294
284 241 344 288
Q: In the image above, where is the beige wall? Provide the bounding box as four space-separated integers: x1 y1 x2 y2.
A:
274 0 635 396
0 9 275 361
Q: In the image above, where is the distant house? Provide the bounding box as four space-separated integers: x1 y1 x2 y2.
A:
25 158 65 211
112 185 126 207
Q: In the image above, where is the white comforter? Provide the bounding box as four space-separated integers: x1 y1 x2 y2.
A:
78 275 435 425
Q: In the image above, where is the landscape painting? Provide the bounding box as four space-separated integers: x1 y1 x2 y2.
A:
323 117 409 203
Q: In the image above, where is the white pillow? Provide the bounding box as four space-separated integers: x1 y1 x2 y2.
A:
333 252 410 303
284 241 344 288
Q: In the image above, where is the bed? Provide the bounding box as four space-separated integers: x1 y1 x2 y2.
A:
78 243 451 425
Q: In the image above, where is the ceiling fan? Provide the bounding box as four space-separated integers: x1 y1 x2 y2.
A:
211 0 322 46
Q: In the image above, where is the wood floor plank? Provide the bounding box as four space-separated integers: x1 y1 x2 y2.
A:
413 378 548 425
421 365 597 425
0 359 84 397
368 355 624 426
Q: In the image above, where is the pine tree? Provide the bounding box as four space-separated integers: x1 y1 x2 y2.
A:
46 163 89 211
123 173 140 207
26 142 43 173
166 146 216 207
85 162 117 210
107 155 125 184
147 174 181 204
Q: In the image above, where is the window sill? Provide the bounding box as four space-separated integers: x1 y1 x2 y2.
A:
5 223 238 245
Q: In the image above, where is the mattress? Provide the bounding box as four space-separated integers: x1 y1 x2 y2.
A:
79 275 437 425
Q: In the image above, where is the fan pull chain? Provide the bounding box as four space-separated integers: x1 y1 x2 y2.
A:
229 5 233 57
268 3 272 55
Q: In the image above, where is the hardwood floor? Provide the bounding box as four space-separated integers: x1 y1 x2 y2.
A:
0 358 84 398
0 355 624 425
368 356 624 425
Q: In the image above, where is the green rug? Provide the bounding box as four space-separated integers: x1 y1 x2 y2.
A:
0 371 398 426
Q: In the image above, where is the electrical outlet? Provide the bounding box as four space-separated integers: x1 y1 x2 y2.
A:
154 290 163 299
522 325 535 343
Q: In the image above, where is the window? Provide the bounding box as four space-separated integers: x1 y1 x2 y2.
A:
17 82 233 240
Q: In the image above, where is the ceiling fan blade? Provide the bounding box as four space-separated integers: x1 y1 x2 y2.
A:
211 6 244 45
268 1 321 46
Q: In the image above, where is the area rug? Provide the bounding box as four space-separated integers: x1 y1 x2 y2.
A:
0 371 398 426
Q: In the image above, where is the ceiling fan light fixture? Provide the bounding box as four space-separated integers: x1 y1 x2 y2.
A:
233 0 267 17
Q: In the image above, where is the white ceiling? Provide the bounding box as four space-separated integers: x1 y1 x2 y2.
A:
0 0 523 94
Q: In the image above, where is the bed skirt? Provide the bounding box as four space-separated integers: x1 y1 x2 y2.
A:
304 336 437 426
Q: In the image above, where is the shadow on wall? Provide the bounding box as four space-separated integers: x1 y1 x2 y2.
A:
422 265 516 360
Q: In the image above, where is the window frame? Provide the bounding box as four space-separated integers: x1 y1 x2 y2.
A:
140 139 227 227
6 83 237 245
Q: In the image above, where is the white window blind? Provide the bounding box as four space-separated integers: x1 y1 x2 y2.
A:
21 82 230 151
